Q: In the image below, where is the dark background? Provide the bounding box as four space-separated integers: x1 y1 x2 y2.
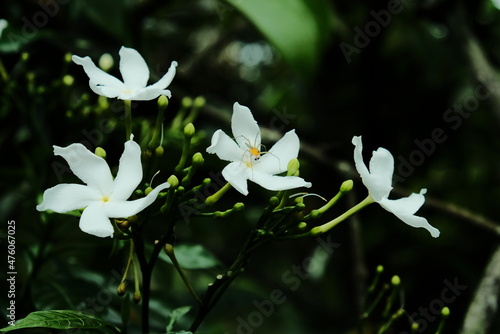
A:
1 0 500 333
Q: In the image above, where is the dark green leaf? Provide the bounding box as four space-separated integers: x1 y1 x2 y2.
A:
159 244 221 269
166 306 191 332
0 310 117 332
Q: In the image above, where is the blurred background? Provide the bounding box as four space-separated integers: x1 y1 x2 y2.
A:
1 0 500 333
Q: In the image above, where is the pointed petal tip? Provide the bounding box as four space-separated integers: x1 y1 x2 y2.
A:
352 135 362 145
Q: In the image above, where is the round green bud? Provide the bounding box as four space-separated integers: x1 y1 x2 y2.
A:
117 282 127 296
62 74 74 86
64 52 72 63
95 147 107 159
297 222 307 230
133 290 141 303
233 202 245 211
184 123 195 138
21 52 29 62
376 265 384 273
145 186 153 195
192 152 204 166
295 202 306 211
391 275 401 286
411 323 419 330
287 158 300 176
441 307 450 316
158 94 169 108
98 95 109 109
155 146 164 156
269 196 280 207
167 175 179 188
193 96 206 108
98 53 114 71
27 72 35 81
182 96 193 108
340 180 354 193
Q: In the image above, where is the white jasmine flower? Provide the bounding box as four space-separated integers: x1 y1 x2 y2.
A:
352 135 440 238
72 46 177 101
37 135 170 238
206 102 312 195
0 19 7 39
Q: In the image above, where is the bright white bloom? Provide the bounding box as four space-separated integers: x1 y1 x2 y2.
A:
72 46 177 100
206 102 312 195
0 19 7 39
37 135 170 238
352 136 440 238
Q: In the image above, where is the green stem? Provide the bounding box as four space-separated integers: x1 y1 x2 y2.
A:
164 244 202 304
124 99 132 140
205 182 232 206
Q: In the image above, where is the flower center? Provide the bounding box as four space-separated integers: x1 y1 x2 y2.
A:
101 196 110 203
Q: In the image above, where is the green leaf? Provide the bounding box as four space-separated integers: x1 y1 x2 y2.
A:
226 0 334 78
0 310 117 332
166 306 191 332
159 244 221 269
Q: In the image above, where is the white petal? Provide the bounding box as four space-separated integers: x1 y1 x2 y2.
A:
54 144 113 195
231 103 261 150
110 137 143 201
79 202 115 238
104 181 170 217
119 46 150 88
36 184 101 213
250 171 312 192
72 55 124 90
352 136 392 202
206 129 244 162
379 190 440 238
94 85 122 98
128 88 171 101
221 162 250 195
148 61 178 90
256 130 300 175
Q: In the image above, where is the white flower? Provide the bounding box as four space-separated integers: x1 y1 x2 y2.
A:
352 135 440 238
206 102 312 195
72 46 177 101
36 135 170 238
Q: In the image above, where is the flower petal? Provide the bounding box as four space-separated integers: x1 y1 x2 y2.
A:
250 171 312 192
79 201 115 238
119 46 150 88
93 85 122 99
72 55 124 90
148 61 178 91
110 136 143 201
352 136 392 202
221 162 250 195
231 103 261 150
54 143 113 195
104 181 170 217
206 129 244 162
36 184 101 213
256 130 300 175
378 190 440 238
127 88 172 101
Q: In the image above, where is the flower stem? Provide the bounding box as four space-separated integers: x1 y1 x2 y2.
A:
124 99 132 140
205 182 232 206
164 244 202 304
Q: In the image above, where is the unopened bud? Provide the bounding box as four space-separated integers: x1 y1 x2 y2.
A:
297 222 307 230
64 52 72 63
133 290 141 303
95 147 106 159
167 175 179 188
158 94 169 108
182 96 193 108
233 202 245 211
62 74 74 86
21 52 29 62
391 275 401 286
193 96 206 108
340 180 353 193
99 53 114 71
184 123 195 138
192 152 204 166
117 282 127 296
145 187 153 195
441 307 450 316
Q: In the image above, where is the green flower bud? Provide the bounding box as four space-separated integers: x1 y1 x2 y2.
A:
99 53 114 71
145 187 153 195
391 275 401 286
158 94 169 108
182 96 193 108
184 123 195 138
193 96 206 108
133 290 141 303
155 146 164 156
411 323 419 330
441 307 450 316
295 202 305 211
167 175 179 188
233 202 245 211
297 222 307 230
192 152 204 166
62 74 74 86
98 95 109 109
117 282 127 296
269 196 280 207
64 52 72 63
287 158 300 176
95 147 106 159
376 265 384 273
21 52 29 62
340 179 354 193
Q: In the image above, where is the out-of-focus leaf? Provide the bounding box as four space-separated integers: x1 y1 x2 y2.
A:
166 306 191 332
0 310 117 332
159 243 221 269
226 0 334 78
